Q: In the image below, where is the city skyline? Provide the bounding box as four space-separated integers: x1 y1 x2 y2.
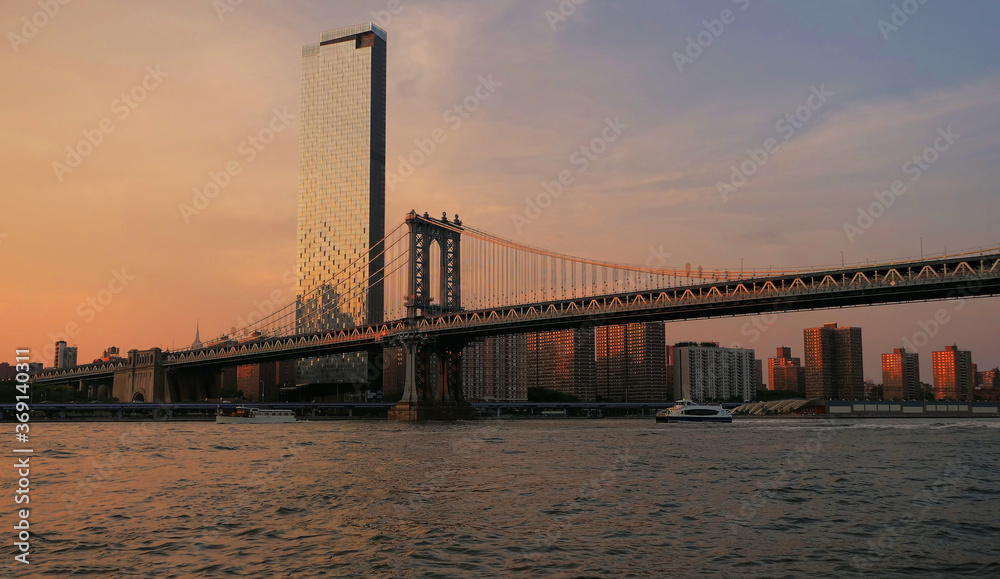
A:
3 1 1000 383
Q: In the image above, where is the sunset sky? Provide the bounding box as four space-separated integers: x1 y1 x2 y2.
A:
2 0 999 381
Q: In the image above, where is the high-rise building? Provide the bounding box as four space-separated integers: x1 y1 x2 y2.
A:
933 345 974 401
54 340 77 369
768 346 806 394
977 367 1000 401
297 24 387 386
665 344 675 400
980 368 1000 388
803 323 863 400
462 335 528 401
595 323 667 402
673 343 756 402
381 346 405 401
881 348 920 400
525 328 595 401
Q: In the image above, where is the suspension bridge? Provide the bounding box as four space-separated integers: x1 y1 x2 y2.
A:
33 210 1000 419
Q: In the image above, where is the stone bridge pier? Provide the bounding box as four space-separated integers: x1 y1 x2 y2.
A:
389 335 474 421
112 348 167 403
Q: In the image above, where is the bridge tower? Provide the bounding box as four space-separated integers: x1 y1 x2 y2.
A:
405 210 462 318
390 211 474 421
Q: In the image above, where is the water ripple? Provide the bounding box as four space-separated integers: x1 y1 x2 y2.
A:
9 417 999 578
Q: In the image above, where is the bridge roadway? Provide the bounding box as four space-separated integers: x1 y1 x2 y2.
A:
32 251 1000 386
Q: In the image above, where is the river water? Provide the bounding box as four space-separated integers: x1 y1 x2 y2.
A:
4 418 999 578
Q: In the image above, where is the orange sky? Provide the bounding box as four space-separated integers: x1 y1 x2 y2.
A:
2 1 999 380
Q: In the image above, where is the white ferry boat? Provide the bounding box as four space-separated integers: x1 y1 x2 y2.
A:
656 400 732 424
216 406 297 424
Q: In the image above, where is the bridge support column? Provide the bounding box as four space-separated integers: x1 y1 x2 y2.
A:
389 336 474 421
398 336 423 405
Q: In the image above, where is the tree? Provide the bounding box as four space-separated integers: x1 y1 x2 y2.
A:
527 387 580 403
754 389 806 402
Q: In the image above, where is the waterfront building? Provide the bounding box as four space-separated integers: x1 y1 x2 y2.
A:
673 343 756 402
462 335 528 401
381 346 404 401
977 367 1000 401
933 345 974 401
525 328 595 401
980 367 1000 388
803 323 864 400
768 346 806 394
595 323 667 402
237 361 297 403
665 345 675 400
881 348 920 400
297 23 387 386
98 346 124 363
54 340 78 369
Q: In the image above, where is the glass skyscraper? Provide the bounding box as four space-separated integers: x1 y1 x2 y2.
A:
297 23 387 386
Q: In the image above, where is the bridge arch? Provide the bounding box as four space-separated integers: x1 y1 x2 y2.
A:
131 392 145 403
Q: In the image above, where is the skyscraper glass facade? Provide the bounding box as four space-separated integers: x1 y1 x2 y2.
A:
297 24 387 385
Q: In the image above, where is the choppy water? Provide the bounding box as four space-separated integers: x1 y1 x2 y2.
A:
4 418 1000 578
